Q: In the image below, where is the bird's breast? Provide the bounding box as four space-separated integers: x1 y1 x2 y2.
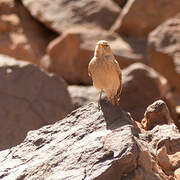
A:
90 59 120 91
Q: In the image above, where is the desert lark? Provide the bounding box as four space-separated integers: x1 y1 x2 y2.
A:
88 40 122 105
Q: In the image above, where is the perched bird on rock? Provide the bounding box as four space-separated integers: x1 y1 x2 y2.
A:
88 40 122 105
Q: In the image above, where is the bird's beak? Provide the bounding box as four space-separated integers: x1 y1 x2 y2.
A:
97 44 103 49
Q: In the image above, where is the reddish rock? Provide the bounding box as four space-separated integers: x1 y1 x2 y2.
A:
22 0 120 33
119 63 176 121
113 0 128 8
157 146 173 176
132 151 168 180
0 0 56 65
47 29 143 85
175 168 180 179
157 146 180 177
150 124 180 155
148 14 180 95
141 100 172 130
0 55 73 150
112 0 180 37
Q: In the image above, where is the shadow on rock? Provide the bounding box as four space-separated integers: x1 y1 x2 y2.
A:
99 99 134 130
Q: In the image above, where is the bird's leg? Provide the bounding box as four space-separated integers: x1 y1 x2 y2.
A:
111 97 116 105
105 91 111 104
115 95 119 105
98 90 103 109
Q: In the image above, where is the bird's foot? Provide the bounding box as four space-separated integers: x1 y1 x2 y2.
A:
97 101 101 110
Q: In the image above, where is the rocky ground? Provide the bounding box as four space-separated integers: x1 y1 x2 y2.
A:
0 0 180 179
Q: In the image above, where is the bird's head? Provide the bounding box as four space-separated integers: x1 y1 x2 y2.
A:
95 40 113 57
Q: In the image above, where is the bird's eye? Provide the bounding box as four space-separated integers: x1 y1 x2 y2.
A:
104 44 109 48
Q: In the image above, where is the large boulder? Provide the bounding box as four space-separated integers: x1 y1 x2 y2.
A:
22 0 120 33
111 0 180 37
47 29 143 85
1 101 178 179
0 0 55 64
0 55 73 150
141 100 173 130
148 13 180 95
119 63 177 122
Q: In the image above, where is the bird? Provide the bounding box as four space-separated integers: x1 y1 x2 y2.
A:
88 40 122 106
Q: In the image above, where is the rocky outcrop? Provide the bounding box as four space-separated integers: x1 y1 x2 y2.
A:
157 146 180 177
0 0 56 64
47 29 143 85
141 100 172 130
113 0 128 8
22 0 120 33
0 55 73 150
0 101 180 179
112 0 180 37
148 13 180 95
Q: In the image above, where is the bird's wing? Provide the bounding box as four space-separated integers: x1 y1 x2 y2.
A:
114 60 122 96
88 63 92 77
88 57 96 77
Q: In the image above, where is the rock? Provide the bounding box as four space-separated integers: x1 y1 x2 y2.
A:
119 63 176 122
22 0 120 33
0 0 56 65
148 13 180 95
47 29 143 85
113 0 128 8
0 101 172 180
175 168 180 179
132 151 167 180
0 55 73 150
157 145 180 176
149 124 180 155
169 152 180 171
156 146 173 176
111 0 180 37
141 100 172 130
68 85 102 109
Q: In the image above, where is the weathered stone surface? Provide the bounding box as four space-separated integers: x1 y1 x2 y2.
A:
112 0 180 37
157 145 180 177
68 85 102 109
47 29 143 85
156 146 173 176
126 151 168 180
148 13 180 95
119 63 176 121
22 0 120 33
113 0 128 8
0 101 172 180
0 55 73 150
0 0 56 64
175 168 180 179
149 124 180 155
141 100 172 130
